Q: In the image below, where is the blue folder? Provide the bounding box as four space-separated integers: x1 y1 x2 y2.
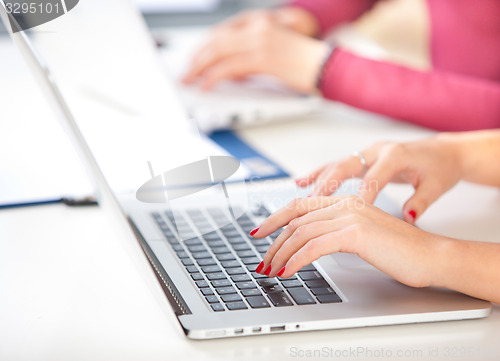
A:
208 130 289 181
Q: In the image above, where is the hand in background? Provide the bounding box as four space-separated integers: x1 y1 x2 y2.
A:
183 9 327 94
252 195 441 287
296 137 463 223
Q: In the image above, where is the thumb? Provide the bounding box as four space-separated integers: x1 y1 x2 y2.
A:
403 180 443 224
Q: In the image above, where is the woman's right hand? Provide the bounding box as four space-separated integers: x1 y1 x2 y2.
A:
296 136 464 223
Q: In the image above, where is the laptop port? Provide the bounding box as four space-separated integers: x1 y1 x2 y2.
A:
252 327 262 333
270 325 286 332
234 328 244 335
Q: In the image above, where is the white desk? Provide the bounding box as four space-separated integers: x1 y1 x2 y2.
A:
2 26 500 361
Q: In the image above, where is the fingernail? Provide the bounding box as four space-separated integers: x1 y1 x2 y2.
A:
255 261 264 274
277 266 286 277
264 265 272 276
408 210 417 221
249 227 259 236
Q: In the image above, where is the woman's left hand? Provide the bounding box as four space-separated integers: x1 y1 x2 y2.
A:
252 195 443 288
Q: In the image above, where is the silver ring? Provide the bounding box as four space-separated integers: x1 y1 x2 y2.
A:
352 151 368 173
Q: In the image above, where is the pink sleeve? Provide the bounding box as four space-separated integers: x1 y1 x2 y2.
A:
288 0 377 36
320 49 500 131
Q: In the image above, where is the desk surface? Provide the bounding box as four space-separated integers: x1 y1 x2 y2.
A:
2 26 500 361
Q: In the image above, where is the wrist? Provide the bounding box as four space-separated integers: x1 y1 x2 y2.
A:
297 40 330 94
434 133 468 181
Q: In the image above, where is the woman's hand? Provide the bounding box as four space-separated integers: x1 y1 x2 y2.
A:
252 195 443 287
182 10 328 94
296 137 464 223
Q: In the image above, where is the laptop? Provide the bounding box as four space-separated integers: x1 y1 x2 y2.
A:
0 0 490 340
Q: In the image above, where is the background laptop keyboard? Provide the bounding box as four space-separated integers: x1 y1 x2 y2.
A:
151 206 341 312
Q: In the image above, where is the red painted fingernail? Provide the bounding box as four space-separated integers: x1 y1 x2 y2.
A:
277 267 286 277
249 227 259 236
409 210 417 221
264 265 272 276
255 261 264 274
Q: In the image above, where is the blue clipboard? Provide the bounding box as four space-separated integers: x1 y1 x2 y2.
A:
209 130 289 181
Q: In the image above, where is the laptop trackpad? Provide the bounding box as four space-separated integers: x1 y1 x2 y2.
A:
331 252 371 269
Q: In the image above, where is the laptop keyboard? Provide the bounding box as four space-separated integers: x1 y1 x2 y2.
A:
151 206 341 312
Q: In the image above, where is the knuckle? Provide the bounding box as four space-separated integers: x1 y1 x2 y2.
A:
288 218 301 231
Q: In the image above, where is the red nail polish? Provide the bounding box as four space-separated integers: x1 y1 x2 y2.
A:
255 261 264 274
264 265 272 276
250 227 259 236
409 210 417 220
277 267 286 277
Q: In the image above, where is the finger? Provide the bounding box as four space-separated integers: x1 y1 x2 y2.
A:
184 34 247 83
311 155 366 196
252 196 349 238
198 55 259 90
267 218 353 277
403 179 446 224
295 165 326 187
279 229 353 278
358 154 402 204
262 206 344 272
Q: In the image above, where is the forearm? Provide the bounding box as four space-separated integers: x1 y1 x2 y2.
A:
438 130 500 187
431 235 500 304
320 49 500 131
287 0 377 36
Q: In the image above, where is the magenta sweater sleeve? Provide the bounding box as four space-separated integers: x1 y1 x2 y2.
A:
320 49 500 131
288 0 377 36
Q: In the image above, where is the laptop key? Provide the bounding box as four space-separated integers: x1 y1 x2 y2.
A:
221 294 242 303
206 272 227 281
241 288 262 297
258 279 278 287
195 280 209 288
191 273 204 281
184 238 202 246
231 274 251 282
192 251 212 259
211 279 231 287
226 237 245 245
181 258 194 266
187 245 207 253
211 303 225 312
186 265 199 273
211 246 231 254
206 295 219 304
176 251 189 259
226 301 248 311
201 288 214 296
316 294 342 304
235 282 257 290
206 240 225 248
310 287 336 296
226 267 246 275
216 286 237 295
267 292 293 307
237 250 257 258
262 284 283 293
171 244 184 252
298 271 324 281
217 253 236 261
201 265 221 273
287 287 316 305
221 260 241 268
304 280 329 288
246 264 260 272
251 239 270 246
255 245 269 253
281 280 302 288
246 296 271 309
196 258 217 266
232 243 251 251
241 257 261 265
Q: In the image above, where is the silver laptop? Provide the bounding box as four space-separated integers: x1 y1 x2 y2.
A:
0 0 490 340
